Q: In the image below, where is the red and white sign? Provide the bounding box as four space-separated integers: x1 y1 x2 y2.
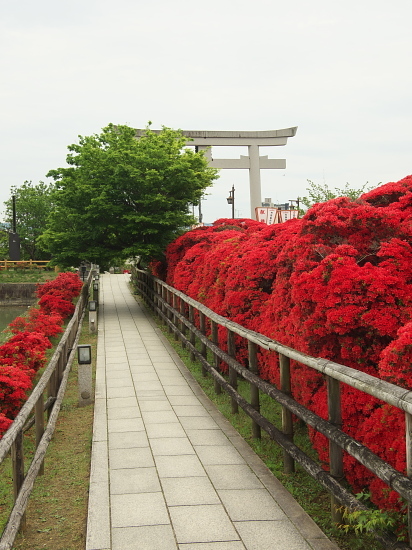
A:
255 207 299 225
256 208 268 223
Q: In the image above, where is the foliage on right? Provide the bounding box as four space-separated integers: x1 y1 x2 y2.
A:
163 174 412 515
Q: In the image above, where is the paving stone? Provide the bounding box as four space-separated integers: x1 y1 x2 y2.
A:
173 405 210 417
150 436 195 456
139 400 173 412
109 446 154 469
106 385 137 399
163 386 197 397
131 371 159 382
205 465 264 490
133 380 164 392
107 406 141 420
195 445 245 466
179 416 220 430
155 454 206 478
186 430 231 446
162 476 220 506
108 417 145 433
111 492 169 528
86 481 110 549
110 466 161 493
107 396 138 409
108 431 149 449
168 395 204 406
141 410 179 424
89 440 109 483
157 375 188 385
112 525 177 550
169 504 240 544
234 520 311 550
146 422 187 438
105 376 134 388
218 489 287 521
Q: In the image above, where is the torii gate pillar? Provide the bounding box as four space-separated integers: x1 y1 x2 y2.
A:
183 128 297 217
135 128 297 218
248 144 261 215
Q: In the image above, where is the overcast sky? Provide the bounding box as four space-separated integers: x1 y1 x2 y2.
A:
1 0 411 223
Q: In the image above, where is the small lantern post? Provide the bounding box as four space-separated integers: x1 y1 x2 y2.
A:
226 185 235 219
77 345 93 407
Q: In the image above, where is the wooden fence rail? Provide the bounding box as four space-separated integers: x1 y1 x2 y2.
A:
0 272 92 550
0 260 51 270
132 267 412 549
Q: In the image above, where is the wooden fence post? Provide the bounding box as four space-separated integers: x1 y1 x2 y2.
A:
47 372 57 421
199 312 207 377
327 375 344 524
57 346 65 385
248 341 261 439
35 393 45 476
173 295 179 341
279 353 295 474
227 329 238 414
167 290 173 334
189 305 196 362
210 320 221 394
152 279 157 313
161 285 166 319
180 300 187 349
12 430 26 532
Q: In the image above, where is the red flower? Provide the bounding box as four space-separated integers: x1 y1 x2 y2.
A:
0 271 82 438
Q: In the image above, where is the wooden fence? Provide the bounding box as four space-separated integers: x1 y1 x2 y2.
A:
0 260 52 271
0 272 92 550
133 267 412 549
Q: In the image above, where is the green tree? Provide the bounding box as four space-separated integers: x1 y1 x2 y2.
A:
0 231 9 259
40 124 218 268
3 181 54 260
300 180 375 212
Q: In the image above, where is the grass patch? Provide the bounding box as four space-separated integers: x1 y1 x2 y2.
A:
0 270 58 284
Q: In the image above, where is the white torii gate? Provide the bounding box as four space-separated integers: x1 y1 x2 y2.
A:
135 127 297 218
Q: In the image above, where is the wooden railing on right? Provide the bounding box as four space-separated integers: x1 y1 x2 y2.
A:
133 267 412 549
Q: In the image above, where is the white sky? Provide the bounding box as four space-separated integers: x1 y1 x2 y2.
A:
1 0 411 223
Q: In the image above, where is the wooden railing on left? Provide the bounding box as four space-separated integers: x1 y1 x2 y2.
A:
0 273 91 550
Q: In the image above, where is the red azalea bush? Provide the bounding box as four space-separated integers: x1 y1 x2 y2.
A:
38 294 75 317
163 175 412 513
0 271 83 438
36 271 83 300
0 364 34 418
8 308 63 338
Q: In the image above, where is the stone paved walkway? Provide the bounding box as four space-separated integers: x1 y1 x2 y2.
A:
86 274 340 550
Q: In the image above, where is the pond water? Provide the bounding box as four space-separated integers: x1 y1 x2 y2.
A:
0 306 29 342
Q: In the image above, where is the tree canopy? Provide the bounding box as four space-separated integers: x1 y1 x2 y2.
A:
40 124 218 268
3 181 54 260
